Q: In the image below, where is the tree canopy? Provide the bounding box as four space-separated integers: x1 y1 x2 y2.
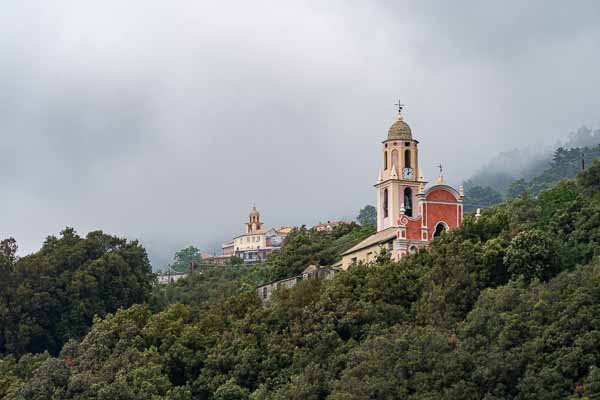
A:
2 162 600 399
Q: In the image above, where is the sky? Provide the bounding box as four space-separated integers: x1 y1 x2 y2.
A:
1 1 599 267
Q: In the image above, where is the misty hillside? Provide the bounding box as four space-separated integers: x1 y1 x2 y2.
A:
463 125 600 212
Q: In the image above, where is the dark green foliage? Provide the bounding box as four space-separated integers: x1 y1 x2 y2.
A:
507 145 600 199
463 185 503 212
3 165 600 399
266 222 375 280
0 229 154 357
356 205 376 226
504 229 561 282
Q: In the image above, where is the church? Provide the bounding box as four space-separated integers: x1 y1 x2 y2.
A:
338 105 464 269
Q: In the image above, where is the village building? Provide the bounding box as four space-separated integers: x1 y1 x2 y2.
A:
313 220 343 232
221 206 290 264
338 104 464 269
256 265 339 303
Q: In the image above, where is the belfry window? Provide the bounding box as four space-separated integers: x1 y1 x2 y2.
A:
391 150 399 170
384 151 388 170
404 149 411 168
383 188 389 218
404 187 413 217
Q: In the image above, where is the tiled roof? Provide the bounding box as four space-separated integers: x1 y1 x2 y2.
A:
340 227 397 256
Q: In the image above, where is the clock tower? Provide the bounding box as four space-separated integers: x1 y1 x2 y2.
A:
375 104 424 231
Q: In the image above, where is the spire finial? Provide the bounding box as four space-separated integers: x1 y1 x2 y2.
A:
394 100 404 116
435 163 445 185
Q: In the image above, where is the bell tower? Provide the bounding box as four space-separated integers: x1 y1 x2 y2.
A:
246 205 264 233
375 103 424 231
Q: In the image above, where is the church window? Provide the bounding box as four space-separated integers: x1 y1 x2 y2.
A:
433 222 447 238
404 149 411 168
404 187 413 217
391 150 399 169
384 151 388 170
383 188 389 218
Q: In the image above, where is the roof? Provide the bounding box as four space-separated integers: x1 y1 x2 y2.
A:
340 227 397 256
277 227 293 234
387 116 412 140
234 230 267 239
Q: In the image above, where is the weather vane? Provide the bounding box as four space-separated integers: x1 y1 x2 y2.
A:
394 100 404 114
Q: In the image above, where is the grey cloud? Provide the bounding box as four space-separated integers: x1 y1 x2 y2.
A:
0 1 599 267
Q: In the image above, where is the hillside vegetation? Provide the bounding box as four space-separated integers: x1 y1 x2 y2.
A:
1 162 600 399
463 126 600 211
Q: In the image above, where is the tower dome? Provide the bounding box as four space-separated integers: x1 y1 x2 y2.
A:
387 116 412 140
249 205 259 217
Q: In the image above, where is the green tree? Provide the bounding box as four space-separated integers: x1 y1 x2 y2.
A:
169 246 201 272
214 379 249 400
356 205 377 226
504 229 561 282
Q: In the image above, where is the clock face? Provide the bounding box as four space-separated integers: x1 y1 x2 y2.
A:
403 167 414 179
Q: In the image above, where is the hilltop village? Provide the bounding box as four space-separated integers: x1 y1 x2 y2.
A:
159 105 465 289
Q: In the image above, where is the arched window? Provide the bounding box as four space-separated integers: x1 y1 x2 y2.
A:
433 222 447 238
404 187 413 217
383 188 389 218
409 245 417 253
384 151 388 170
404 149 411 168
391 150 399 170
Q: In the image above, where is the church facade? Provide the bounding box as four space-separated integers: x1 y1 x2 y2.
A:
222 206 290 264
339 106 464 269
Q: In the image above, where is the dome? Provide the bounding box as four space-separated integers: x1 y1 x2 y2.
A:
387 117 412 140
249 205 259 217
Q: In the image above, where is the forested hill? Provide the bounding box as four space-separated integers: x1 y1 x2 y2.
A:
1 161 600 398
464 141 600 212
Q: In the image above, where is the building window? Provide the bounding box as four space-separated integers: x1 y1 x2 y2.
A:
383 188 389 218
351 257 358 264
404 149 411 168
409 245 417 253
262 287 268 299
384 151 388 170
404 187 413 217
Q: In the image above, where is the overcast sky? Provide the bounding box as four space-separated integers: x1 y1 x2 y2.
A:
1 1 599 267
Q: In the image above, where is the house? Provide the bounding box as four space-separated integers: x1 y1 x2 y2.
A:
256 265 339 303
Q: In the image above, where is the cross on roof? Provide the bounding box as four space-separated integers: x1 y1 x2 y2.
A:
394 100 404 114
437 163 443 175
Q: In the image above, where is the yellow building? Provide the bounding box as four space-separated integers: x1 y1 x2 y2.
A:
223 206 290 264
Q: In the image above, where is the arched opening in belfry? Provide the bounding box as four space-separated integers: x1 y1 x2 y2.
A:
383 188 389 218
404 149 411 168
391 150 399 170
404 187 413 217
433 222 447 238
384 151 388 170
